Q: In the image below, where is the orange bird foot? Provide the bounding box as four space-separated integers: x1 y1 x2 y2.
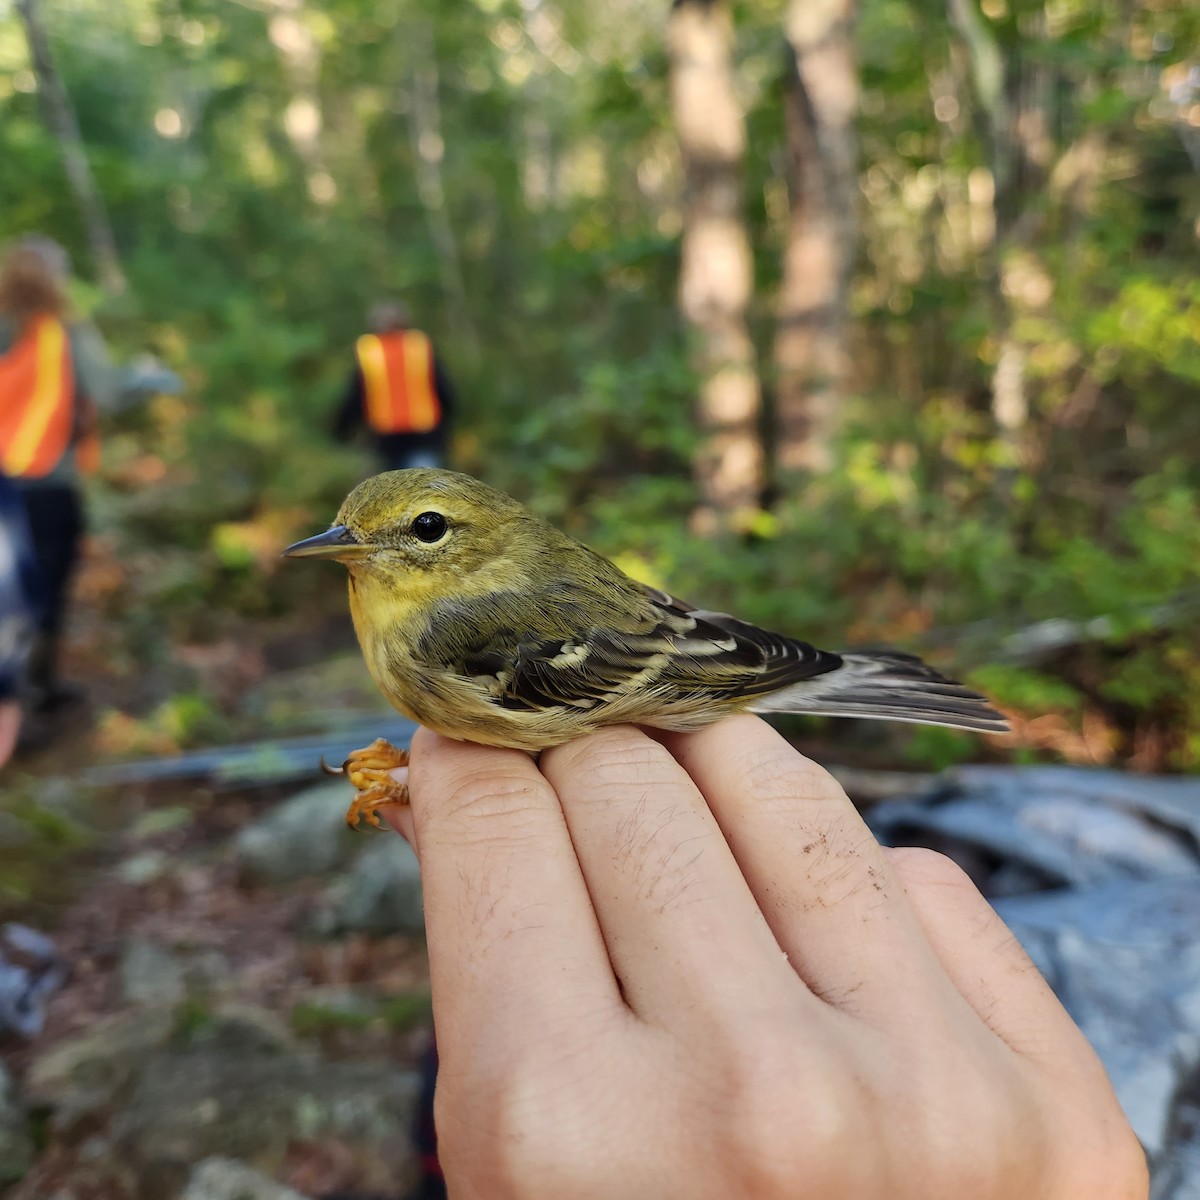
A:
323 737 410 831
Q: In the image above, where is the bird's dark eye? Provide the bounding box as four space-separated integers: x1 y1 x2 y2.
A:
411 511 448 543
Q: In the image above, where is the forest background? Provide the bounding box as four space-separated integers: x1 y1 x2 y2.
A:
2 0 1199 776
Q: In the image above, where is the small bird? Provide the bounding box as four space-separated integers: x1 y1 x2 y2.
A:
284 469 1008 828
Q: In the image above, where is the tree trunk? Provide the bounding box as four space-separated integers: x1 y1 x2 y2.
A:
15 0 126 296
667 0 764 527
945 0 1048 469
403 24 480 362
517 0 560 211
266 0 335 205
773 0 858 476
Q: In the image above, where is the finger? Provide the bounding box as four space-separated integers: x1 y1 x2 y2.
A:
660 716 952 1021
885 846 1108 1075
540 726 802 1024
405 728 622 1052
381 796 415 844
379 763 413 840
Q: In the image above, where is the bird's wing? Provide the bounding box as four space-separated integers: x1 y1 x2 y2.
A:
452 585 843 714
645 588 845 700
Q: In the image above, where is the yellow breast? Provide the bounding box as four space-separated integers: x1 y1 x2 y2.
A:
345 567 510 741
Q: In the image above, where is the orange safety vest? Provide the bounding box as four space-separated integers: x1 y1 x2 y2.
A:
355 329 442 435
0 314 85 479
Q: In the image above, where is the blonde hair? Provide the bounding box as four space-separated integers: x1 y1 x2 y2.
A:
0 241 69 330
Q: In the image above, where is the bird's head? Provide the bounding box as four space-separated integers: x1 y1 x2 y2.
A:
283 468 532 588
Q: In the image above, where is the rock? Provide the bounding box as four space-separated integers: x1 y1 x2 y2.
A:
27 1004 415 1193
114 1011 418 1194
195 1003 297 1055
120 937 186 1007
116 850 172 886
24 1005 419 1194
22 775 97 829
0 1062 33 1183
313 838 424 936
182 1157 307 1200
182 948 234 996
234 782 362 886
25 1007 176 1128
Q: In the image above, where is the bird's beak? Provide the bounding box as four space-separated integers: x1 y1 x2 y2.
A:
282 524 371 561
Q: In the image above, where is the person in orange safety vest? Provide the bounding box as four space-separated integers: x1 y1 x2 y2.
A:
332 301 456 472
0 238 104 715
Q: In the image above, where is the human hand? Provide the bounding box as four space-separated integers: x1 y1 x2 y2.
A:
387 717 1147 1200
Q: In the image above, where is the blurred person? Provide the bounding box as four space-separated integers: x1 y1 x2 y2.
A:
384 719 1147 1200
0 237 109 712
0 472 40 765
332 301 456 472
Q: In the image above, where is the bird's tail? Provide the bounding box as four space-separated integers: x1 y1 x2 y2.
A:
748 651 1009 734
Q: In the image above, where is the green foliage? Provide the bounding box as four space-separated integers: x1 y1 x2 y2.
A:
1086 276 1200 388
150 691 230 746
0 781 94 913
290 991 432 1038
969 665 1085 715
382 990 434 1033
290 1001 374 1037
901 727 979 772
173 997 217 1039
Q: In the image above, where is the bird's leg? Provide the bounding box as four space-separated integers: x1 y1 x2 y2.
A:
325 737 410 831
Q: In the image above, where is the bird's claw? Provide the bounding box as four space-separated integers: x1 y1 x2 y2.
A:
329 737 411 831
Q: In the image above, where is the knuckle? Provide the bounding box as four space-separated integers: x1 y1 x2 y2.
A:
437 1043 604 1197
431 766 551 829
905 1048 1047 1191
1091 1123 1150 1199
729 1080 854 1190
409 724 444 758
545 726 679 801
716 1034 857 1190
886 847 1041 977
1049 1082 1149 1199
737 750 849 815
886 845 978 895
